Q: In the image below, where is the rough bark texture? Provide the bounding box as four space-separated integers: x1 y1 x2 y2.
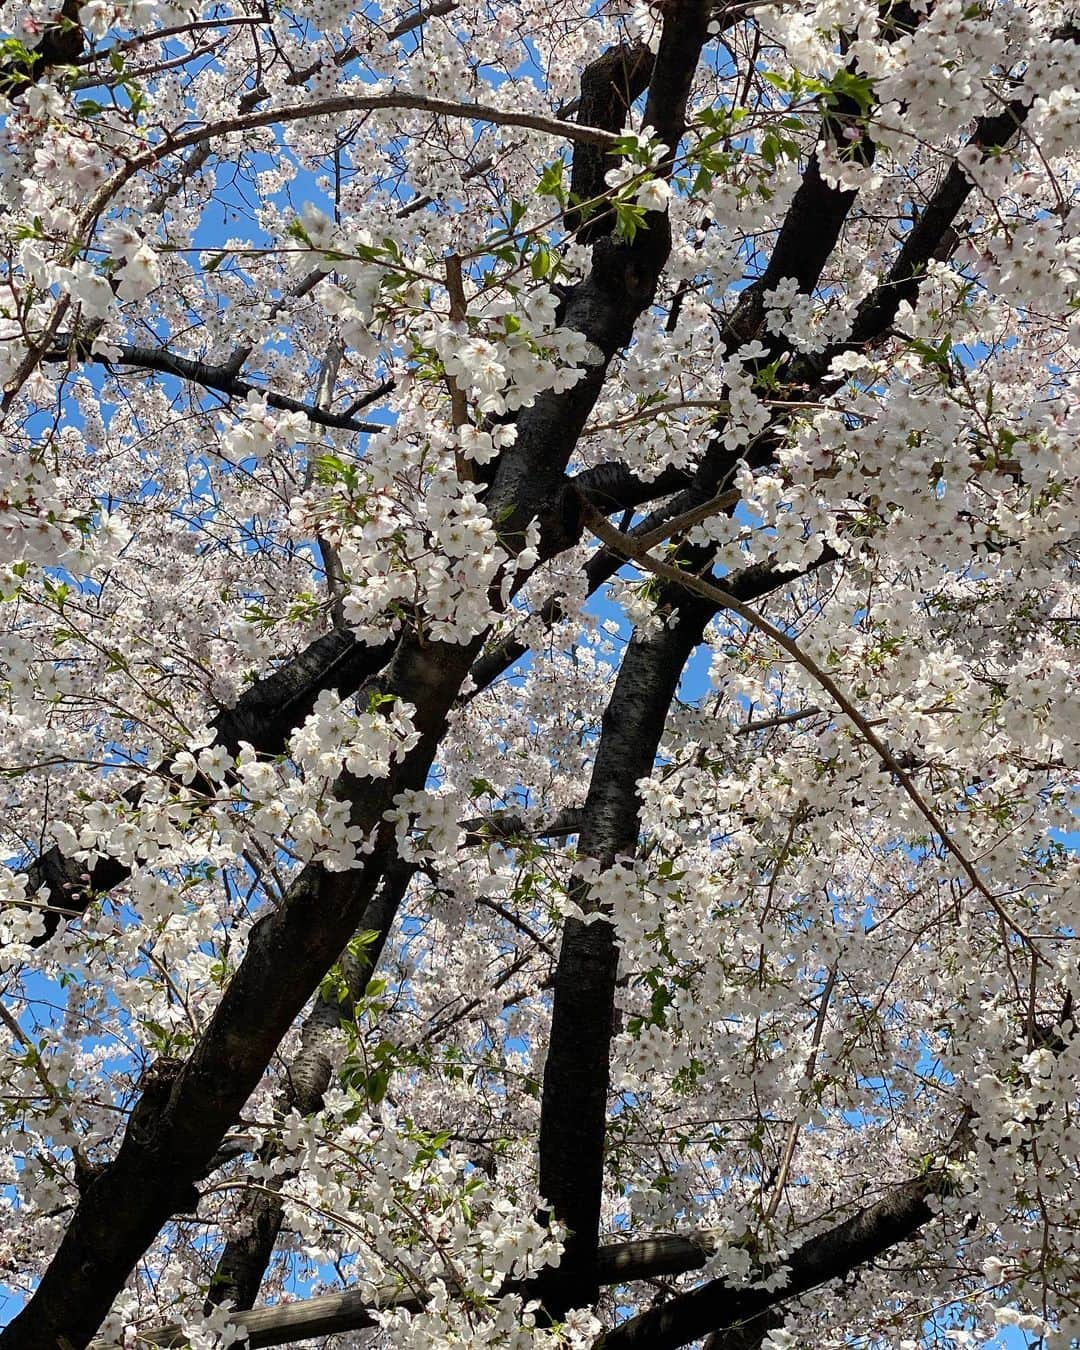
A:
703 1313 782 1350
564 42 655 243
535 589 715 1318
0 0 83 99
598 1173 947 1350
1 17 712 1345
205 861 413 1311
26 629 394 945
8 7 1057 1347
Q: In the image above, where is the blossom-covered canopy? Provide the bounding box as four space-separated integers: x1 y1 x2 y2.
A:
0 1 1078 1347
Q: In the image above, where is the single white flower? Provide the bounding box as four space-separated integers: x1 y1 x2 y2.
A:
636 177 673 212
116 243 161 302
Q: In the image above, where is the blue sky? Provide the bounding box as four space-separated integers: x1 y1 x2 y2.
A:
2 11 1076 1347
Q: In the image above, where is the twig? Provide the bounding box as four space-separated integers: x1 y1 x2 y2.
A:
738 707 822 733
443 253 474 482
308 339 349 626
0 1002 93 1179
578 495 1044 956
764 965 836 1221
632 487 741 552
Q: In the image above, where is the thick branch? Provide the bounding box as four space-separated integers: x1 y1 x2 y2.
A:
535 590 715 1318
42 338 385 434
847 100 1031 347
726 112 872 346
565 42 656 243
24 630 395 943
0 622 477 1350
206 861 414 1311
105 1228 726 1348
0 0 83 99
528 14 714 1317
597 1168 956 1350
532 533 835 1322
722 4 914 352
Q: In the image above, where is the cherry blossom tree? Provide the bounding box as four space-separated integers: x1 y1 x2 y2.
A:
0 0 1078 1346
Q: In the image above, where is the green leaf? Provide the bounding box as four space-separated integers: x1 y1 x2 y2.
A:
613 199 647 242
0 38 33 81
366 1066 391 1103
537 159 566 203
123 81 149 117
530 245 552 280
352 241 386 264
826 68 877 117
43 578 70 608
754 355 786 391
690 164 714 196
909 335 953 375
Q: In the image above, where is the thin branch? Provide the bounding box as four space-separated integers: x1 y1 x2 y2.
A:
0 1002 93 1181
738 707 822 733
763 965 836 1222
154 91 620 157
71 14 273 69
632 487 741 552
443 252 474 482
307 339 349 626
578 497 1042 954
459 805 585 846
